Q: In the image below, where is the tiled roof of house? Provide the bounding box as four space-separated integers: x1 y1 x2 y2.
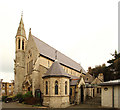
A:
42 61 71 78
32 35 86 73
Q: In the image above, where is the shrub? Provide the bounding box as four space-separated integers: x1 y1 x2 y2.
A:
23 91 33 99
16 93 23 98
2 96 8 102
11 91 33 103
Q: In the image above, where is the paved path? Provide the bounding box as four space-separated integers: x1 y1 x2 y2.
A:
68 103 101 108
1 102 117 110
68 103 118 110
1 102 47 108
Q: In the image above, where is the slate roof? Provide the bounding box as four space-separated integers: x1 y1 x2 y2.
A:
42 61 71 78
70 75 83 86
68 74 79 79
32 35 86 73
70 80 79 86
99 79 120 86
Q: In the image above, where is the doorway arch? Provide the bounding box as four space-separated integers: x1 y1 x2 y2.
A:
80 85 84 103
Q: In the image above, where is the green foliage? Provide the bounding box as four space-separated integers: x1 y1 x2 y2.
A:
2 96 8 102
23 91 33 99
88 50 120 81
88 64 106 78
11 91 33 103
15 93 23 100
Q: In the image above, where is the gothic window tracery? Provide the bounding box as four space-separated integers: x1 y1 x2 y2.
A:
55 80 58 95
22 40 24 50
46 81 48 95
65 81 67 95
18 39 20 49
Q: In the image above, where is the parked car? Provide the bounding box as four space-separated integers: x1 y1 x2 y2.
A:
4 95 15 103
5 97 12 103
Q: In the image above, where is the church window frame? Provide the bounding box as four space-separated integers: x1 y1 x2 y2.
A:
22 39 24 50
65 81 67 95
46 81 48 95
18 39 20 49
55 80 58 95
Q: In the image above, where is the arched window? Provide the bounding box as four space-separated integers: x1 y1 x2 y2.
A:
46 81 48 95
18 39 20 49
22 40 24 50
55 81 58 95
65 81 67 95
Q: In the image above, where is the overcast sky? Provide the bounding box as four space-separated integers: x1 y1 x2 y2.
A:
0 0 119 82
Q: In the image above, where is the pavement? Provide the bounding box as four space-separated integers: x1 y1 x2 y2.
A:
1 102 47 109
1 102 118 110
68 103 101 108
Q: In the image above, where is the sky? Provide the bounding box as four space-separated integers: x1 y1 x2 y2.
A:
0 0 119 82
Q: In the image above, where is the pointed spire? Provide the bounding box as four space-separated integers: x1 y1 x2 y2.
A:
29 28 31 36
16 12 26 38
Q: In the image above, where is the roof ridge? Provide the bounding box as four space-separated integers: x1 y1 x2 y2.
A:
32 35 57 51
32 35 86 73
32 35 82 66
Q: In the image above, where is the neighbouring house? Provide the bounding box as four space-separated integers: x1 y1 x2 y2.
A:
84 73 104 98
1 81 14 96
99 79 120 108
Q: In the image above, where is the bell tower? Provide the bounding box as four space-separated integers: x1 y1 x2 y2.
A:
14 13 27 94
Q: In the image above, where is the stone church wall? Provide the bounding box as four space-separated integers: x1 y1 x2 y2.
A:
43 77 70 108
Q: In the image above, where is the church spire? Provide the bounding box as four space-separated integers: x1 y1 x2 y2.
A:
16 12 26 38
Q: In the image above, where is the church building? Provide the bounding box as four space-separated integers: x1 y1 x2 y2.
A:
14 15 86 108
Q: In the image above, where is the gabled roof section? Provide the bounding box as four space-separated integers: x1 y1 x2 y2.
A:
83 73 94 83
42 61 70 78
32 35 86 73
16 15 26 38
91 77 103 85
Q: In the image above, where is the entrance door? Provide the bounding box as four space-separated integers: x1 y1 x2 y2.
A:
35 89 43 105
81 85 84 103
28 87 30 91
